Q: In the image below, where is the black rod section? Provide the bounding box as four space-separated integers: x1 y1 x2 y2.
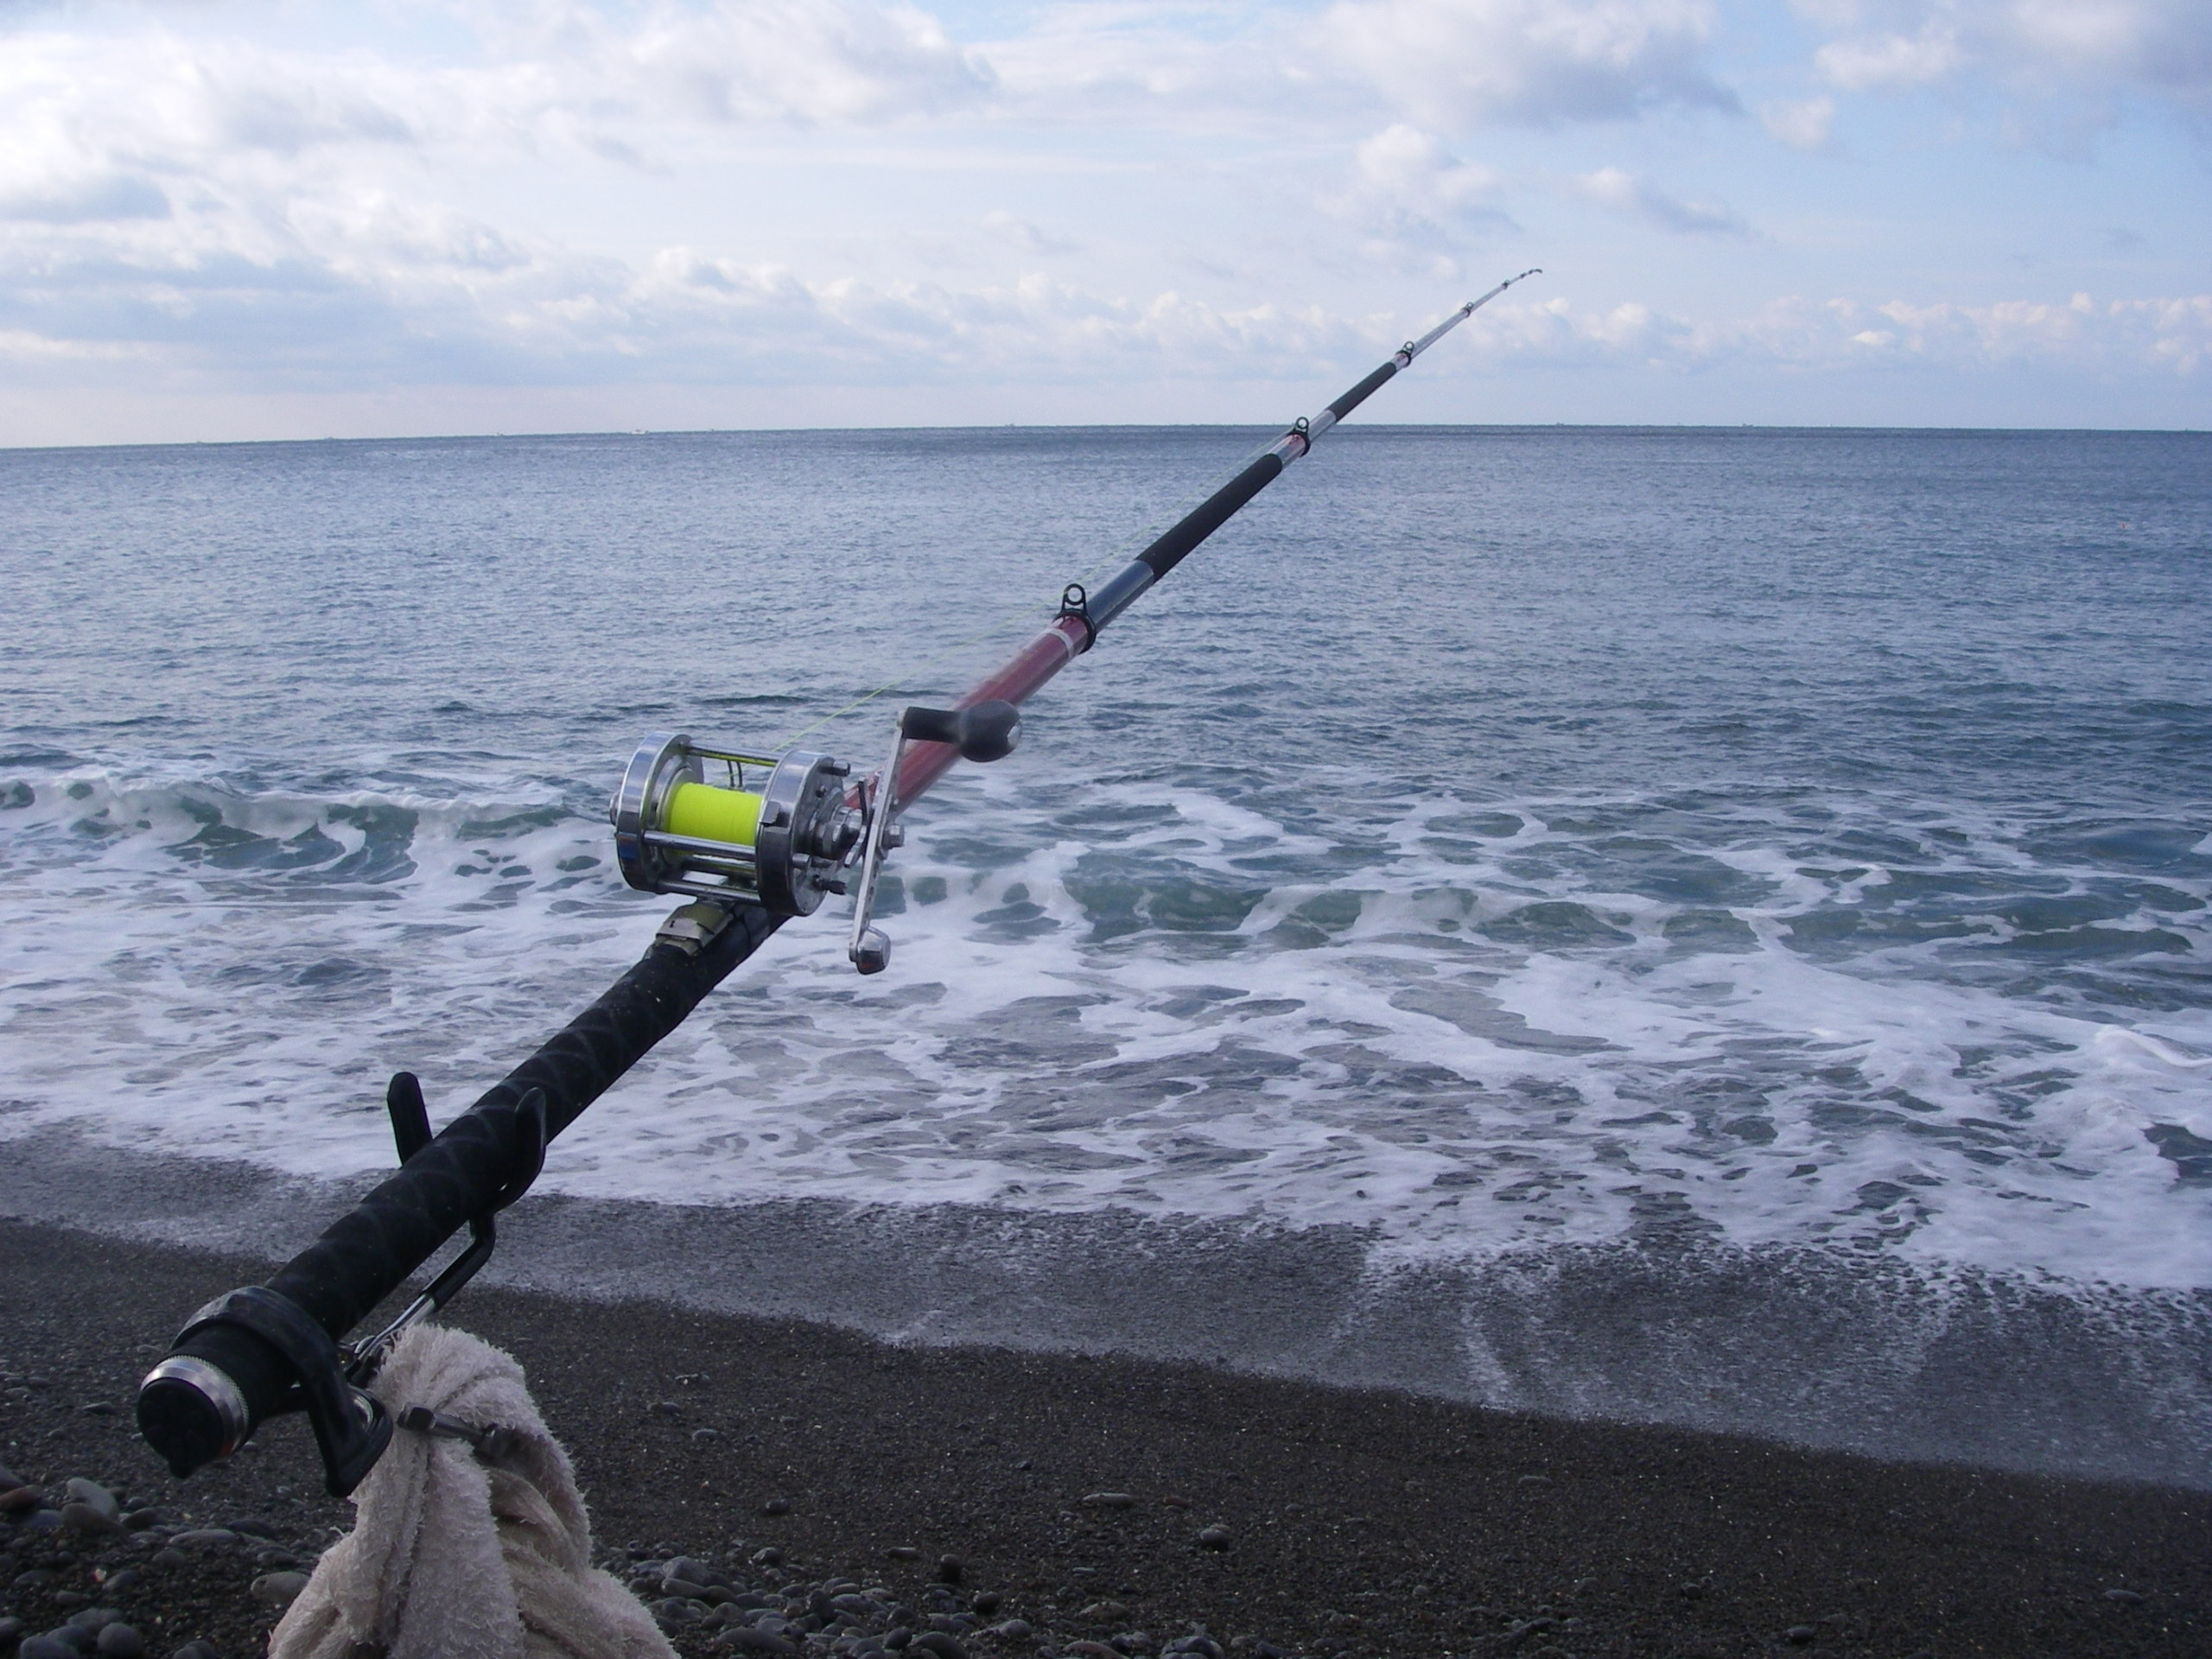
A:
138 904 783 1482
1135 453 1283 580
1081 270 1540 642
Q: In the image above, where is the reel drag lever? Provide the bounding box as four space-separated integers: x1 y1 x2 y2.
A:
848 699 1020 976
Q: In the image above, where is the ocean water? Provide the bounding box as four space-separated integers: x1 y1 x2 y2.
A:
3 425 2210 1472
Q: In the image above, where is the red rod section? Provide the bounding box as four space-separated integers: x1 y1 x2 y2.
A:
891 614 1089 810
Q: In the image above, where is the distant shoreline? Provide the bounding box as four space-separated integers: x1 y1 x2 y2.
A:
4 423 2208 456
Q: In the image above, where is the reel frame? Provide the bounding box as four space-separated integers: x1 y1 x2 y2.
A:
609 734 859 916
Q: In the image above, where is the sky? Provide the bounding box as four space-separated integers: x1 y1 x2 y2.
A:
1 0 2208 444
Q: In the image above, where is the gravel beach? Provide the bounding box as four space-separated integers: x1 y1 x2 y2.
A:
2 1217 2205 1658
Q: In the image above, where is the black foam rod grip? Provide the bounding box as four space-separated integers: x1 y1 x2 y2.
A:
900 699 1020 763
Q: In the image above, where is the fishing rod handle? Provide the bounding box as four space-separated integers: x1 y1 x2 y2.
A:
137 899 785 1491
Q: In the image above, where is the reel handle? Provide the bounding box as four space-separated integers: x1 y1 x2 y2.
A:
846 700 1021 975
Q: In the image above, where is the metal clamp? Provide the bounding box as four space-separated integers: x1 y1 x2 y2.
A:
396 1404 527 1468
344 1075 549 1388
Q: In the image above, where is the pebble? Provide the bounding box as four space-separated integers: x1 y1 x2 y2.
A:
0 1488 42 1516
715 1632 797 1656
222 1518 278 1541
149 1550 189 1571
1081 1492 1138 1510
690 1428 721 1444
988 1620 1032 1641
2103 1587 2145 1604
760 1499 791 1517
935 1555 962 1586
1079 1601 1129 1623
251 1572 309 1608
168 1644 223 1659
60 1503 124 1537
1784 1627 1817 1645
102 1570 142 1594
0 1617 20 1647
96 1626 147 1659
63 1482 119 1524
1196 1526 1232 1552
18 1637 78 1659
907 1635 967 1659
120 1511 161 1533
167 1530 239 1552
884 1547 922 1562
0 1464 18 1487
1061 1643 1120 1658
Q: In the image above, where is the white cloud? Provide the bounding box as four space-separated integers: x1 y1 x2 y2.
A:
966 0 1744 132
967 2 1271 117
612 0 995 125
1471 288 2212 374
1760 92 1837 148
1322 0 1738 127
982 210 1078 256
0 175 173 226
1572 165 1749 234
1323 124 1510 268
1800 1 2212 107
8 196 2202 394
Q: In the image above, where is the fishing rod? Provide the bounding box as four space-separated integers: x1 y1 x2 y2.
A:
134 272 1541 1497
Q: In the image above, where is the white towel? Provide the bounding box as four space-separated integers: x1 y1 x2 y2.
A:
269 1323 676 1659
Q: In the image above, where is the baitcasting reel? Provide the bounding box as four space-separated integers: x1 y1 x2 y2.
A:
610 737 861 915
608 700 1021 972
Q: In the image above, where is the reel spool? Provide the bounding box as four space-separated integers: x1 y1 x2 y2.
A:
608 734 860 915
